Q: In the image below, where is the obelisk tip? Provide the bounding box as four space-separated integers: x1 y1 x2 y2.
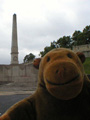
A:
13 13 16 16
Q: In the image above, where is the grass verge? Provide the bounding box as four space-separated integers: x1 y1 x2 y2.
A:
83 57 90 74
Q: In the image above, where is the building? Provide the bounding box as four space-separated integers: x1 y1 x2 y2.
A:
73 44 90 57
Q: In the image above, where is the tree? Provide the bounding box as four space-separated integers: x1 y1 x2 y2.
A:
72 30 81 45
24 53 35 63
50 41 60 48
83 25 90 44
72 26 90 45
57 36 72 48
76 33 86 45
83 25 90 33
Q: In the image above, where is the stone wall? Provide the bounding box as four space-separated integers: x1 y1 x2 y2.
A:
73 44 90 57
0 64 38 89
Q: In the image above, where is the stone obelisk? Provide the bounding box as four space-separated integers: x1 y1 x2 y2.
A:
11 14 19 64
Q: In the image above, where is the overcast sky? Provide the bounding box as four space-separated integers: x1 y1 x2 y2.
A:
0 0 90 64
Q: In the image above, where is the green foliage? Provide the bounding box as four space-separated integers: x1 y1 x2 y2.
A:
76 33 86 45
83 25 90 44
72 25 90 45
57 36 72 48
83 25 90 33
72 30 81 41
83 57 90 74
24 53 35 63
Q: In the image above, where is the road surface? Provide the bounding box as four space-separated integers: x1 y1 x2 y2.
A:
0 94 30 116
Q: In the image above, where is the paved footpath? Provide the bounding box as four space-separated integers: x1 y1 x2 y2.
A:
0 91 34 116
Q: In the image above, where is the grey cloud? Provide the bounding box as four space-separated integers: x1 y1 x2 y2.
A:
18 12 75 52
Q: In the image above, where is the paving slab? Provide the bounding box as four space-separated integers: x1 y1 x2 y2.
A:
0 91 35 96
